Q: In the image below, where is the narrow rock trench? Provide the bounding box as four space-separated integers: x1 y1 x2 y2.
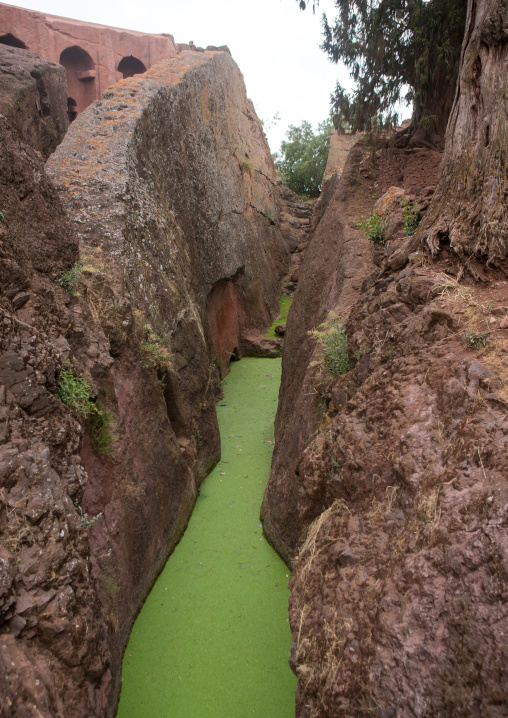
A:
116 358 296 718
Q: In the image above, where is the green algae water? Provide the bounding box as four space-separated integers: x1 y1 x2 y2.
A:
116 358 296 718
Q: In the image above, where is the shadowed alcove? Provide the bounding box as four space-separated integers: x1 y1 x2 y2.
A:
0 33 27 49
118 55 147 79
59 45 96 114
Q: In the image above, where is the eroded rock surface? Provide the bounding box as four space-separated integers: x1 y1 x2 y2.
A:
1 49 288 716
263 136 508 715
0 110 110 716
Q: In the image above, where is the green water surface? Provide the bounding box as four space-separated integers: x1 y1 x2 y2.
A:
116 358 296 718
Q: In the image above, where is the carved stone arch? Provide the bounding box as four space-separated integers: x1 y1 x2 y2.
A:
117 55 147 79
0 33 27 49
59 46 96 115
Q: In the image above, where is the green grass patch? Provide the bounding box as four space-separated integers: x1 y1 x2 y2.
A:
265 296 292 338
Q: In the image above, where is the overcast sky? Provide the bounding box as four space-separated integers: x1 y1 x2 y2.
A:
5 0 352 152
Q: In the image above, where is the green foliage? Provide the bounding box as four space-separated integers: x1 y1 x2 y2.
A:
55 365 95 414
402 198 420 236
0 211 4 221
140 324 173 372
274 119 331 198
57 247 103 295
75 501 103 529
89 404 115 455
357 213 385 244
56 366 116 454
319 0 466 133
465 332 488 350
310 313 352 377
58 261 85 295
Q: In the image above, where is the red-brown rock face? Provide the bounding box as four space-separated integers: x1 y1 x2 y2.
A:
1 49 288 717
0 99 110 718
262 132 508 714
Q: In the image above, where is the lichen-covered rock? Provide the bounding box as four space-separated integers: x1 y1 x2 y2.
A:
47 50 288 377
0 45 68 157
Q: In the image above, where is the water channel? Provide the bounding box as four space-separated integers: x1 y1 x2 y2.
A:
116 357 297 717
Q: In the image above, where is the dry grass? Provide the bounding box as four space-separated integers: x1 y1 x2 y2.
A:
439 275 508 400
367 485 399 521
410 487 442 548
298 499 349 579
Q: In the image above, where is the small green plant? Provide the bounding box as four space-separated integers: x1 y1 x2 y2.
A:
196 429 202 448
357 212 385 244
402 198 420 236
140 324 173 372
57 247 102 295
74 501 103 529
240 157 254 176
465 331 488 349
310 313 352 377
55 365 95 414
0 211 4 221
89 404 115 455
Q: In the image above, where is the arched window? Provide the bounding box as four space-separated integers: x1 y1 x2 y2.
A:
0 33 27 49
59 46 96 115
67 97 77 123
118 55 147 79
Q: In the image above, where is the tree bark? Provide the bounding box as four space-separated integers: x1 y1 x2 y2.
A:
388 0 508 272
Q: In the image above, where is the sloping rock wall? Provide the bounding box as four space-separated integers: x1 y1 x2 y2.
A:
262 134 508 714
261 139 378 562
1 49 288 717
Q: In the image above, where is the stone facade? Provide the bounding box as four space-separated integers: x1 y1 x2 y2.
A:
0 2 179 117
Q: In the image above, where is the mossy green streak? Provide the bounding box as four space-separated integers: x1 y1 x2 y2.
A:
117 358 296 718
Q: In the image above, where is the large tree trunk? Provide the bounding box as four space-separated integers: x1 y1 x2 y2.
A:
388 0 508 271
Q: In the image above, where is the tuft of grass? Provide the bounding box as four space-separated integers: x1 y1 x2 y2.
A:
55 365 95 415
357 212 385 244
240 157 254 176
309 313 352 377
55 365 115 454
56 247 103 295
465 331 488 349
89 403 115 455
140 324 173 372
402 198 420 236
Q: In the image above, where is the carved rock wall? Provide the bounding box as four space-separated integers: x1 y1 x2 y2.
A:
262 134 508 714
0 2 178 115
1 48 288 716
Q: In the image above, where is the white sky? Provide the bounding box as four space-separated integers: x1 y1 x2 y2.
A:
4 0 352 152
